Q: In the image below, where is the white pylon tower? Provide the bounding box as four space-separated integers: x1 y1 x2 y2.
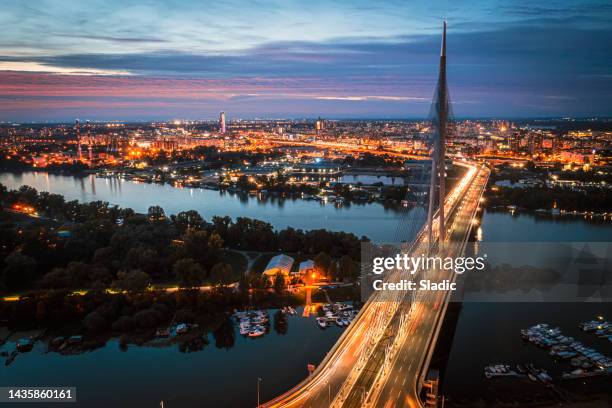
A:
427 21 449 246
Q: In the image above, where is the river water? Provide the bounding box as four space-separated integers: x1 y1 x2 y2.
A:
441 211 612 403
0 172 610 407
0 172 421 242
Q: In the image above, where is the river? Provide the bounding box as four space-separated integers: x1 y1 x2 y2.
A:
440 211 612 405
0 172 421 243
0 172 610 407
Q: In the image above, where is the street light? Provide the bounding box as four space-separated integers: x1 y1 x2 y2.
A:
257 377 263 408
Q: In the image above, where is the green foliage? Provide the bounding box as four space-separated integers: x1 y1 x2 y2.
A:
0 183 365 295
314 252 332 277
112 269 151 293
2 251 37 291
273 273 286 294
173 258 205 288
171 210 205 232
210 262 234 287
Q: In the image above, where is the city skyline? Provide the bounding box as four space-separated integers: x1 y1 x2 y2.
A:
1 0 611 121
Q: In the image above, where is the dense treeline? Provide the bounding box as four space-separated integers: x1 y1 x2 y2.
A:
0 183 366 294
3 283 295 336
486 185 610 212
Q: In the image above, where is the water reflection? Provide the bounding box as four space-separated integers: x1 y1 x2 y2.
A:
2 306 342 407
213 316 236 349
0 172 416 242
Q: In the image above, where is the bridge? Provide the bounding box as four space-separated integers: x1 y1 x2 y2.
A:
262 22 490 408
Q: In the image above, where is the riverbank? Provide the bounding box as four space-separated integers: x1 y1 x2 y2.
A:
0 171 419 242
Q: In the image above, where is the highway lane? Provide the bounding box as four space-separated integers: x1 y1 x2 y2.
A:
369 166 489 408
263 162 486 408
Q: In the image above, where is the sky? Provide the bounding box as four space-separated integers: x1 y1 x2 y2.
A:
0 0 611 121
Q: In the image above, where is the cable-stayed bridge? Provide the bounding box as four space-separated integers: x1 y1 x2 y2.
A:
263 22 490 408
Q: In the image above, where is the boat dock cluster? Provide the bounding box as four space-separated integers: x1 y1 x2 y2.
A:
316 303 358 329
521 323 612 380
579 317 611 342
234 310 271 338
484 363 552 384
233 307 297 338
155 322 199 338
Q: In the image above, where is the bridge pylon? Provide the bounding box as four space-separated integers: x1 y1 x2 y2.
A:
427 21 449 248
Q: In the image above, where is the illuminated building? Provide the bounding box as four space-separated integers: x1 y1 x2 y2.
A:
219 111 226 134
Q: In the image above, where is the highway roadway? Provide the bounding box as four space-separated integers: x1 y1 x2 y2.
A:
367 165 489 408
262 162 489 408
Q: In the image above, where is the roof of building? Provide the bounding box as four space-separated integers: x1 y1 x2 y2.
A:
299 260 315 272
263 254 295 275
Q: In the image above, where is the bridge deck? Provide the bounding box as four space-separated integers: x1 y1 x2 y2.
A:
263 162 489 408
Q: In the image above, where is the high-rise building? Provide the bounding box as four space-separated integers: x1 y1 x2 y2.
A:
75 119 82 160
315 117 324 135
219 111 226 134
86 120 93 162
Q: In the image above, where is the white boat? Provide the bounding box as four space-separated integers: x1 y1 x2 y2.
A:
316 317 327 329
176 323 189 334
248 326 265 337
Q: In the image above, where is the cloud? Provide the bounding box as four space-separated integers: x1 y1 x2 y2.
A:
0 0 611 119
0 61 131 76
314 95 426 101
57 34 170 44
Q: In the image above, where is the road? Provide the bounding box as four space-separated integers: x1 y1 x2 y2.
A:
367 165 489 408
262 161 489 408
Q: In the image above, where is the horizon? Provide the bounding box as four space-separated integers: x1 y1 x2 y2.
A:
1 0 611 121
2 115 611 126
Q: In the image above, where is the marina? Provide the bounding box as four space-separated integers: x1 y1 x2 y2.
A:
521 323 612 380
579 317 612 343
316 303 359 329
234 310 271 338
484 363 552 384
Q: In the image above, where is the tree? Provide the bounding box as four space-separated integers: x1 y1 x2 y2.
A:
210 262 234 287
125 247 161 277
183 230 224 268
133 308 163 328
339 255 358 280
147 205 166 223
17 185 38 205
211 216 232 242
274 273 286 294
172 210 205 232
65 261 93 288
112 269 151 293
328 261 338 281
236 175 256 191
35 300 47 321
173 258 205 288
246 270 264 290
2 251 37 290
83 311 109 333
112 315 137 332
314 252 332 278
